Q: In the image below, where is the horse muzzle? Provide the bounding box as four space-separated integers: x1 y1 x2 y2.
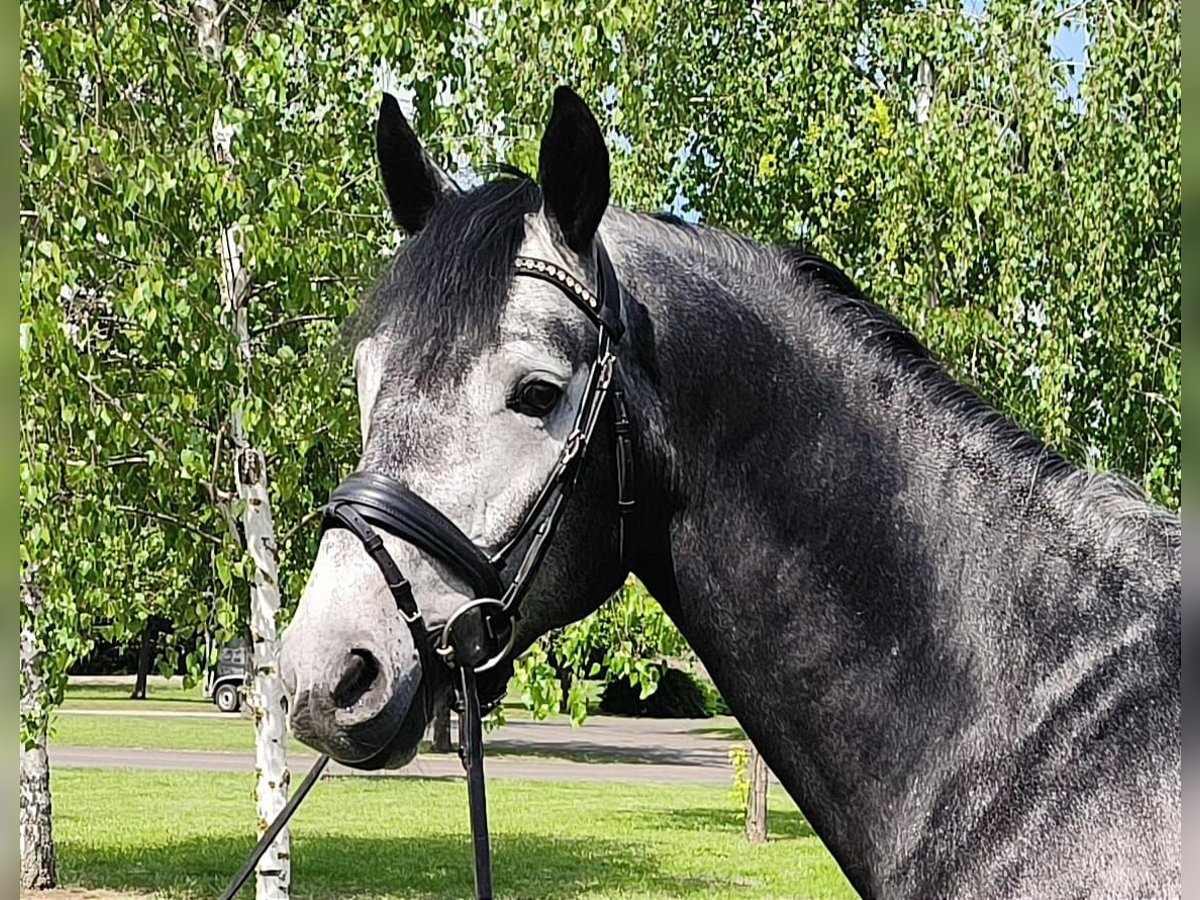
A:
281 624 427 769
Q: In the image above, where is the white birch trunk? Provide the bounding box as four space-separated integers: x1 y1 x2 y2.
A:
745 742 769 844
236 443 291 900
20 579 57 890
214 114 290 900
915 58 934 126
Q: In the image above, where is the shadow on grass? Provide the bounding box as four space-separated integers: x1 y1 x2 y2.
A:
637 806 817 840
416 738 730 768
484 740 729 768
60 833 728 899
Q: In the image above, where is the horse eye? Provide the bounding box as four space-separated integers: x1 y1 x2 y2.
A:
511 380 563 418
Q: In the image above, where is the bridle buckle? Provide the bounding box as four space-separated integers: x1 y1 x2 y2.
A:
436 597 516 673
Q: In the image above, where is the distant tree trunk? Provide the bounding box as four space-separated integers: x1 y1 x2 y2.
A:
547 647 572 713
432 708 453 753
130 620 156 699
20 579 57 890
745 743 769 844
557 669 573 714
131 627 150 699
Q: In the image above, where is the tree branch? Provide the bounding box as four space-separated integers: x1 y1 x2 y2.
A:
79 373 173 458
279 508 321 550
115 505 225 546
65 455 149 468
80 373 234 503
251 314 336 340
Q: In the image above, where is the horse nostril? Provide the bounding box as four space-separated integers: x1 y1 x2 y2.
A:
333 649 380 710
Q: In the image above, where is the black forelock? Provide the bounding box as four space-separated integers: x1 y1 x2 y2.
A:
343 168 542 383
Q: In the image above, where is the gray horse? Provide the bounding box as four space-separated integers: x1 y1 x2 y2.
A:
280 87 1180 899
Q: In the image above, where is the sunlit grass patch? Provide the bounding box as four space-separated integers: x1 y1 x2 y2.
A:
52 768 857 899
50 713 305 755
63 681 209 712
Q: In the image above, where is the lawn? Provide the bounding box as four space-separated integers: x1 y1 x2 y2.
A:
52 768 856 899
51 712 310 755
63 681 210 712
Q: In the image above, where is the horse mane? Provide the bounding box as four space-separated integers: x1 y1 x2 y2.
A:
779 244 1073 472
776 246 1179 552
651 211 694 228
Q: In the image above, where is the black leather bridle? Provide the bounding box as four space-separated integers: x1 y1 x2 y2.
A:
222 239 633 900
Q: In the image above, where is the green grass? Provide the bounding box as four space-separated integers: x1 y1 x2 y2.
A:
62 681 564 720
50 711 314 755
63 682 210 711
52 767 856 899
688 724 748 741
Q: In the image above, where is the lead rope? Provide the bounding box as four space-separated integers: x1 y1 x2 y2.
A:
459 666 493 900
219 753 330 900
218 669 494 900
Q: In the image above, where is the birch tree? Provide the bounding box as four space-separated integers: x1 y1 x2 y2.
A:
745 744 769 844
20 578 56 891
211 109 291 894
18 1 575 888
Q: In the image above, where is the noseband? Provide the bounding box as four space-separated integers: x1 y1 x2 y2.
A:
223 239 633 900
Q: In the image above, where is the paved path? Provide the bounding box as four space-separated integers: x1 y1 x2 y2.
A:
59 707 742 766
50 745 743 785
59 708 733 756
61 675 767 786
474 716 737 768
69 674 180 687
50 713 772 786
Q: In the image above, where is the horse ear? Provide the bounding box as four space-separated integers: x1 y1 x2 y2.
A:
376 93 446 235
538 86 610 253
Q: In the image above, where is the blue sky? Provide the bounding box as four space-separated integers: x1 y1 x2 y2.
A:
964 0 1090 97
1051 18 1090 99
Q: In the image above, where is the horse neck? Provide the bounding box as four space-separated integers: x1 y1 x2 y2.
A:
606 214 1179 897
